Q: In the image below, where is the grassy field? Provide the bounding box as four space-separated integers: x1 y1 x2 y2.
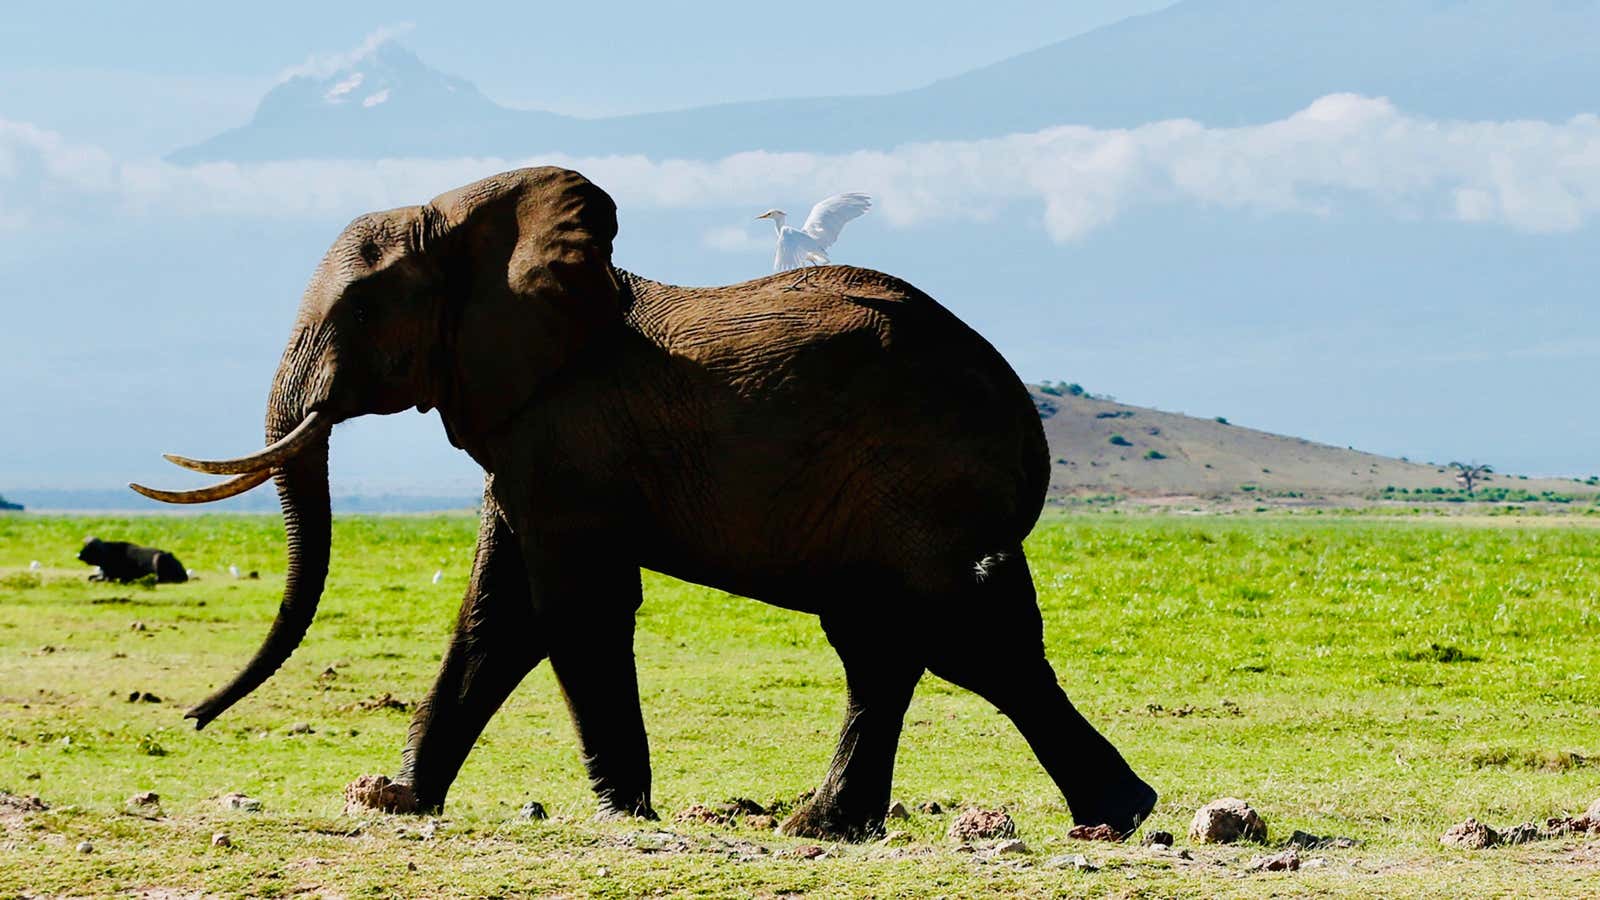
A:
2 511 1598 898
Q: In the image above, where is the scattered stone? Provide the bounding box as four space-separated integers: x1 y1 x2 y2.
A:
220 792 262 812
287 722 313 735
1141 830 1175 847
917 801 944 815
1189 798 1266 844
129 621 146 631
1046 853 1098 872
947 807 1016 841
1440 818 1498 850
76 841 93 854
518 801 547 821
211 832 231 848
343 693 411 713
885 800 909 820
1068 823 1124 842
987 838 1029 856
127 791 160 807
126 691 161 703
675 804 726 825
407 861 418 872
674 798 768 826
343 775 417 815
1287 829 1359 849
319 667 338 681
793 844 825 859
744 814 776 830
1247 848 1300 872
247 571 260 580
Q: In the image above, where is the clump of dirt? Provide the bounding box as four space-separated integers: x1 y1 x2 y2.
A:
126 691 161 703
674 798 770 827
1190 798 1266 844
0 792 47 826
1287 830 1359 850
219 792 262 812
947 808 1017 841
342 775 417 815
917 801 944 815
1248 848 1300 872
342 693 412 713
1067 823 1124 842
1142 830 1175 847
1440 818 1498 849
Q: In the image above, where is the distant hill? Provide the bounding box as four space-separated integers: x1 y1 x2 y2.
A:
1029 387 1599 503
170 0 1600 163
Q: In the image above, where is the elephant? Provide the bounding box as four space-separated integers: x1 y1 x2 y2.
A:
79 537 189 583
131 167 1156 841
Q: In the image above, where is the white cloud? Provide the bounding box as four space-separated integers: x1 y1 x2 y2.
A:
276 23 416 83
4 95 1600 241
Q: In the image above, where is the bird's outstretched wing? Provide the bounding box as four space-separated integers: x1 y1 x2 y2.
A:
800 193 872 250
773 231 812 272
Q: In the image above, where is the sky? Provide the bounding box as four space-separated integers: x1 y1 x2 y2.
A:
0 1 1175 154
2 0 1597 499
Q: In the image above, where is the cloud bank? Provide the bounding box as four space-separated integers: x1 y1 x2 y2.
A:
4 95 1599 241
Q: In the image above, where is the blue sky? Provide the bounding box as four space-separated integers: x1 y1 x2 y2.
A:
0 1 1173 153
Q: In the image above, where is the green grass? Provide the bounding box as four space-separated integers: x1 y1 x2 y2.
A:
3 512 1599 897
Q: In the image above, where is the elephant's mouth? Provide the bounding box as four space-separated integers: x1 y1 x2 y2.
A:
129 410 332 504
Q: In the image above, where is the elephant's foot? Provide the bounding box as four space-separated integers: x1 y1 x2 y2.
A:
779 796 885 843
594 791 658 822
1068 773 1158 840
342 774 422 816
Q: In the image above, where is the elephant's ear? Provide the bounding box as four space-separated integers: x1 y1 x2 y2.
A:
427 167 620 444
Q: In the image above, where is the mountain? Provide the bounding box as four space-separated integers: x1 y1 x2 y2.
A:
171 0 1600 164
1028 388 1599 504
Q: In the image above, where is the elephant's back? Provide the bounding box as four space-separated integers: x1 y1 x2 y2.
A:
618 267 1049 556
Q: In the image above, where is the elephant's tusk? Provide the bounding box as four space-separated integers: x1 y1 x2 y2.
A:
163 411 329 475
129 470 273 504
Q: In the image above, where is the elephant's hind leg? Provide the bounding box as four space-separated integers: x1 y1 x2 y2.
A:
391 500 544 812
781 609 923 841
926 548 1156 837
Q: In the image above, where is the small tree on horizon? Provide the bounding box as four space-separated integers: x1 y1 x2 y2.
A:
1449 462 1494 495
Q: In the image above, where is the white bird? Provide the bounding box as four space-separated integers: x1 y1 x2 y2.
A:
29 561 40 570
228 564 240 579
431 570 443 585
756 192 872 272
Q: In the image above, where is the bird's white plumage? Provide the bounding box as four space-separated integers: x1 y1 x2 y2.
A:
757 193 872 272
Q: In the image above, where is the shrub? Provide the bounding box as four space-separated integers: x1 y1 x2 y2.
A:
1144 450 1166 460
1214 416 1230 425
1108 434 1132 447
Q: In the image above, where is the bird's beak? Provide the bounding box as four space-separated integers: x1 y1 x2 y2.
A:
755 213 768 220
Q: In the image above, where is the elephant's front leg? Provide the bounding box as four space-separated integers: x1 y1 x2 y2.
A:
386 501 544 812
542 558 657 820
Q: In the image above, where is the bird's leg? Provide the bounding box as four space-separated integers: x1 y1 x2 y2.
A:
783 265 818 292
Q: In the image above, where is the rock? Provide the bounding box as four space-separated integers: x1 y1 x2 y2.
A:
129 621 146 631
287 722 313 735
211 832 231 848
1046 853 1098 872
76 841 93 854
885 800 909 820
1141 830 1175 847
987 838 1029 856
126 691 160 703
917 801 944 815
342 775 417 815
947 808 1017 841
220 792 263 812
1067 823 1124 842
879 829 912 846
1247 848 1300 872
1440 818 1498 850
1287 829 1359 849
127 791 160 807
518 800 547 821
1189 798 1266 844
793 844 825 859
744 814 776 830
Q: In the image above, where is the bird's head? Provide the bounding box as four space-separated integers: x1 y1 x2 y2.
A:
756 209 787 224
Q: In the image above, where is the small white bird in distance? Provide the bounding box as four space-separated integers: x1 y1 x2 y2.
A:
229 564 240 579
29 560 40 570
431 570 443 585
756 193 872 272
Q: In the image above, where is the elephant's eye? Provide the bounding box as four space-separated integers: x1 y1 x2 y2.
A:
359 242 382 266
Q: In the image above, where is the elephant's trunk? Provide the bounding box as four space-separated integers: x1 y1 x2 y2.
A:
185 332 334 730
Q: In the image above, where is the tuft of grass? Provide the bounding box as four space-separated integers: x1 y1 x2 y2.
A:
1395 642 1481 663
1108 434 1132 446
1467 748 1591 772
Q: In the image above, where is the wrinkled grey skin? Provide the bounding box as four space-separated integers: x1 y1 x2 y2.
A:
168 167 1155 842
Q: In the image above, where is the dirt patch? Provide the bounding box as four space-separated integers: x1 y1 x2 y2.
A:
1440 818 1498 849
342 775 417 815
0 791 47 828
947 808 1016 841
343 693 412 713
673 798 770 827
1067 823 1123 842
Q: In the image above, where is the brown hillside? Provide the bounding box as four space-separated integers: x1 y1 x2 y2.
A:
1029 388 1597 501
